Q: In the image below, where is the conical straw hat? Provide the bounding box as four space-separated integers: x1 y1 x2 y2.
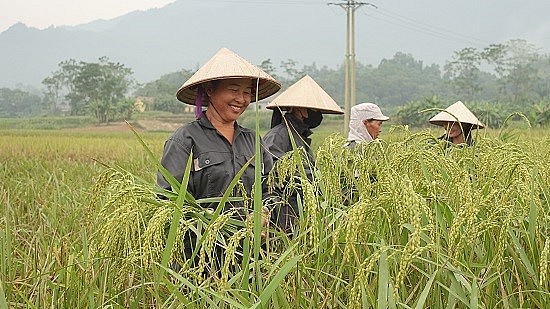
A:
266 75 344 114
176 47 281 105
429 101 485 129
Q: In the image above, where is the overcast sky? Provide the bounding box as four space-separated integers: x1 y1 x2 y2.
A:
1 0 549 69
0 0 175 32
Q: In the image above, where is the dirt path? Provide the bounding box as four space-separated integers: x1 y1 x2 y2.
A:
64 120 181 133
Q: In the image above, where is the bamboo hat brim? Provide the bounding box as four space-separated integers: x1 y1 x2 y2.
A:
429 101 485 129
266 75 344 114
176 47 281 105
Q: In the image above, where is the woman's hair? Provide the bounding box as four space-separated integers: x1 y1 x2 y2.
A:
270 108 283 128
202 80 220 106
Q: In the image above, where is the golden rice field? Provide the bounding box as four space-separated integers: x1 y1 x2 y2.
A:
1 124 549 308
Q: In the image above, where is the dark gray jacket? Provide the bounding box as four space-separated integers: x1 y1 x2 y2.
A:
262 113 314 233
263 113 314 166
157 116 273 208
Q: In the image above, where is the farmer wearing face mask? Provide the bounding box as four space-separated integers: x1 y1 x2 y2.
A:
264 75 343 167
263 75 343 233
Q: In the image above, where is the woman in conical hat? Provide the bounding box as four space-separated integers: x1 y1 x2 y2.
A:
264 74 343 165
263 75 343 233
429 101 485 146
157 47 280 224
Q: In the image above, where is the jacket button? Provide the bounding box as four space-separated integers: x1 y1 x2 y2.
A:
205 159 210 164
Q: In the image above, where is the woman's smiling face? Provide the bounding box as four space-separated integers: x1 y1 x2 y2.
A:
206 78 253 123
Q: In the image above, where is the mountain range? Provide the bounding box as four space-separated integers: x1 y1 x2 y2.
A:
1 0 549 89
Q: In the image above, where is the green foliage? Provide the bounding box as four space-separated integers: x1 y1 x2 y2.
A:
135 70 194 99
532 101 550 126
0 116 95 129
42 57 135 123
369 52 444 105
148 94 186 114
2 128 550 307
0 88 45 116
444 47 483 101
0 39 547 121
103 39 550 116
394 95 443 127
481 39 542 104
468 101 515 128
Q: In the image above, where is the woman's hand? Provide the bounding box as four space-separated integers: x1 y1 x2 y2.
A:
248 206 271 237
261 206 271 237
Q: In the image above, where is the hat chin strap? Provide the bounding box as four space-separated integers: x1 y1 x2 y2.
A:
194 87 205 119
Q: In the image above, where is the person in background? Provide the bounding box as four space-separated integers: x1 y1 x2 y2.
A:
157 47 280 269
346 102 389 147
428 101 485 147
263 74 344 233
342 103 389 204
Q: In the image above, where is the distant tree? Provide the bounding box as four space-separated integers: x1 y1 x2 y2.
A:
44 57 135 123
152 94 186 114
259 59 278 80
354 62 376 103
134 70 193 113
114 98 136 120
444 47 482 101
303 62 344 104
280 58 304 86
135 70 193 98
394 95 443 127
42 75 64 114
0 88 44 116
481 39 540 104
532 54 550 100
367 52 443 105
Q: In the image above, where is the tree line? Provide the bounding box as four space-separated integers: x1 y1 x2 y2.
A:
0 39 549 127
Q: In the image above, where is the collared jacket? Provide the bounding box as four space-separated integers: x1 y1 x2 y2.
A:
263 113 314 166
262 113 314 233
157 115 273 210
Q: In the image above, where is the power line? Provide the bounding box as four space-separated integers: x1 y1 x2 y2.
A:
363 8 490 47
376 8 489 44
188 0 491 47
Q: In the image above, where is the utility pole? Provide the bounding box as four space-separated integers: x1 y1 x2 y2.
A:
328 1 375 134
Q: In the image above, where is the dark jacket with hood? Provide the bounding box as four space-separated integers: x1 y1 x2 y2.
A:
262 111 319 233
263 112 315 167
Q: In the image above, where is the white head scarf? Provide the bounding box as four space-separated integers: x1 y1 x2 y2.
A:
347 103 389 143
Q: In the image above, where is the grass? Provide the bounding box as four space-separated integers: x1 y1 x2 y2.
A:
1 120 549 307
0 127 167 307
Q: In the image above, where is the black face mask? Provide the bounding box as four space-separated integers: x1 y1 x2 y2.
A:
303 109 323 129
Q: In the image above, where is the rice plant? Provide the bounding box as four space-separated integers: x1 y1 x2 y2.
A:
1 127 549 307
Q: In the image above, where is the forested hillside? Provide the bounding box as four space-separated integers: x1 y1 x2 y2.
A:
1 39 549 128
